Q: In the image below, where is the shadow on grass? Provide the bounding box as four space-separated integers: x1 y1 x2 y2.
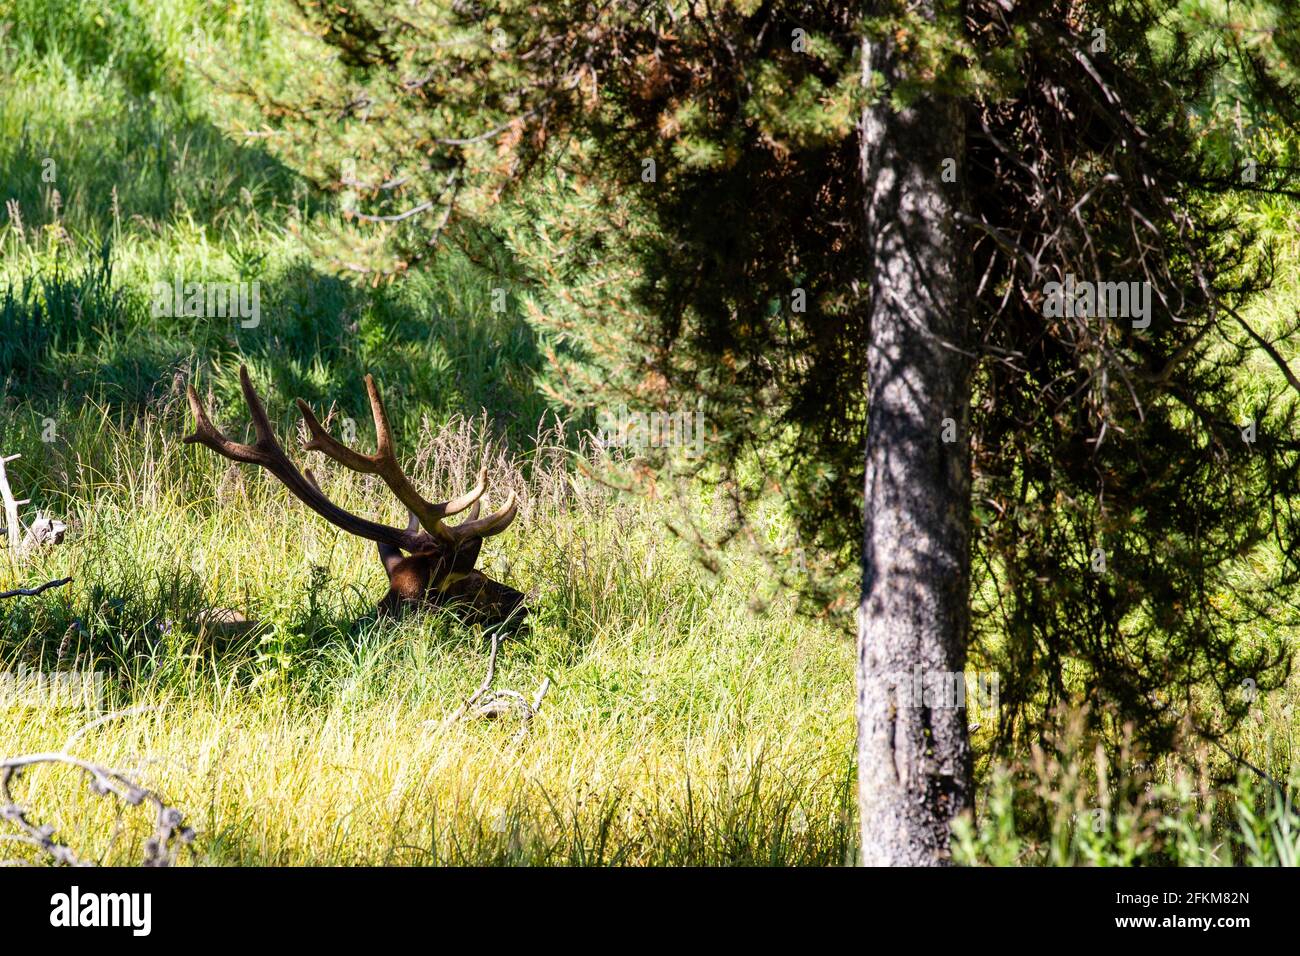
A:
0 241 553 446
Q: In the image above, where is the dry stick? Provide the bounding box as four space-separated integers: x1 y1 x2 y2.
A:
437 628 552 740
532 678 552 712
442 631 504 726
0 577 73 600
0 453 29 554
511 678 553 744
0 753 194 867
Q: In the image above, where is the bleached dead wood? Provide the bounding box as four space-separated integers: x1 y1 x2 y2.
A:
0 752 194 866
0 451 67 558
0 454 28 553
438 631 552 742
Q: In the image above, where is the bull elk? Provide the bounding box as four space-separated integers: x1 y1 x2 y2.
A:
184 366 524 625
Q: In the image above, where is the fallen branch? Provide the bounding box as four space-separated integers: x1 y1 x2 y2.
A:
0 753 194 867
435 631 552 742
0 453 27 553
0 576 73 600
443 630 505 725
0 452 67 558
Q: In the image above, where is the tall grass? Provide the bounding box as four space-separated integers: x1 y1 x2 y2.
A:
0 396 856 865
954 711 1300 866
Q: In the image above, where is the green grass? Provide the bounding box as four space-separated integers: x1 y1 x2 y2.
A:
1 406 856 865
3 0 1300 866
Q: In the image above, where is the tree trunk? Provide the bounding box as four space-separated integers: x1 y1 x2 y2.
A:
856 17 975 865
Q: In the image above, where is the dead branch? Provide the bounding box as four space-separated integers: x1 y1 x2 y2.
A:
0 454 28 553
0 752 194 867
443 630 505 725
436 631 551 742
0 576 73 600
0 452 67 559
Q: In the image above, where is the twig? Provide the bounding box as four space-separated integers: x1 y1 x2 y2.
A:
432 631 551 741
511 677 553 744
532 677 552 712
0 453 27 553
0 753 194 866
435 108 542 146
0 576 72 600
344 200 434 223
1226 304 1300 399
442 631 504 726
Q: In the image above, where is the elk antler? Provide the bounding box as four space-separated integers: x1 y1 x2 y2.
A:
295 374 517 543
184 366 428 552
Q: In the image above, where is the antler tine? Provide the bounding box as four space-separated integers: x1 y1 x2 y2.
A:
239 364 280 448
184 366 422 552
182 367 289 465
184 381 259 462
445 489 518 542
296 375 488 537
442 466 488 518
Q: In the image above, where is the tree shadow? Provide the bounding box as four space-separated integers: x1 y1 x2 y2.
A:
0 117 553 449
0 15 560 668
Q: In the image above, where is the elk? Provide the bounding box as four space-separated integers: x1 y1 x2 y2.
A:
184 366 524 625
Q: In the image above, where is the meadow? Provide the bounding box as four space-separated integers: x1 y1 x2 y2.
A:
1 0 1299 866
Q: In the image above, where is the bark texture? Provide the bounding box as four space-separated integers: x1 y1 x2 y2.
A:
856 21 975 865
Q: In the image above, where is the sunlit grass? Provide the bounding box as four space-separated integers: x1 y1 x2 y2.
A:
0 404 856 866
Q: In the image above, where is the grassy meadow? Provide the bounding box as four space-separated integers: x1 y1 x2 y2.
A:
0 0 859 866
2 0 1300 866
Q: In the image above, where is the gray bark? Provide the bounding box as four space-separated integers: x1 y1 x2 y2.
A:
856 21 975 865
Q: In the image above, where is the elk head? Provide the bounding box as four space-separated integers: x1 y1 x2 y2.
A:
184 366 524 626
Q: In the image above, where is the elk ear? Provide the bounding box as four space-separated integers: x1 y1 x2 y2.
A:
378 542 406 575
